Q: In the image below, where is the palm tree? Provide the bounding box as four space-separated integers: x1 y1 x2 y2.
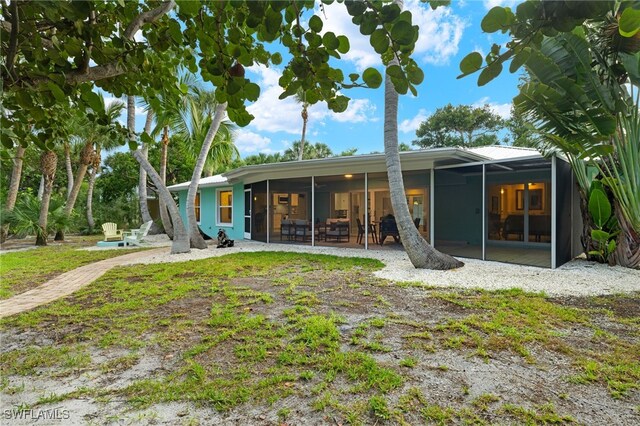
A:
85 98 125 232
1 144 26 243
382 0 463 270
137 108 156 230
173 89 238 178
37 150 57 245
147 73 203 239
153 78 237 249
295 89 309 162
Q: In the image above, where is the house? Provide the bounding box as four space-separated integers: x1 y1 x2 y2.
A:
167 146 583 268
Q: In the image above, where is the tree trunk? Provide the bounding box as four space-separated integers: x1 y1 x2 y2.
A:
86 164 97 232
613 204 640 269
159 126 174 239
64 141 74 196
139 110 162 234
383 55 463 270
58 142 93 240
298 105 308 161
37 151 57 246
186 103 227 249
132 149 189 254
1 144 25 243
577 189 598 261
37 176 44 200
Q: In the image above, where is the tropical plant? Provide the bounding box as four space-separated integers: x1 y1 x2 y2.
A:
56 95 125 240
85 99 126 233
461 0 640 268
587 181 619 264
1 192 43 240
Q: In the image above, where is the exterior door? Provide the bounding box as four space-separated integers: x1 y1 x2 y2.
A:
244 189 251 239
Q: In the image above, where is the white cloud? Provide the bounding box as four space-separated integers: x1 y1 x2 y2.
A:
409 1 467 65
483 0 518 10
399 108 429 134
235 130 273 154
318 0 466 70
473 97 512 119
245 65 377 135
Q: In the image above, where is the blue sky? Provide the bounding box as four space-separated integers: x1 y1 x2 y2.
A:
115 0 522 158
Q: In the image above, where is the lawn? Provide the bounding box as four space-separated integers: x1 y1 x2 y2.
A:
0 252 638 425
0 236 148 299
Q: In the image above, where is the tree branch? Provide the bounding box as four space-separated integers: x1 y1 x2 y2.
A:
123 0 175 40
6 0 19 78
30 1 175 85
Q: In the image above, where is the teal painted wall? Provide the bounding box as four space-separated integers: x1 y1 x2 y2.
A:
176 184 245 241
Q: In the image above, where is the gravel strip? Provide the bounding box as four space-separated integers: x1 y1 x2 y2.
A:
111 238 640 297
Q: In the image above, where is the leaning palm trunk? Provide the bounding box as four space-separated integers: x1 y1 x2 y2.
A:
1 145 26 243
383 59 463 269
132 149 189 254
159 126 174 239
37 151 57 246
139 110 162 234
57 142 93 240
186 103 227 249
86 165 97 232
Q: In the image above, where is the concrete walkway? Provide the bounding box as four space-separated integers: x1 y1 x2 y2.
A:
0 247 168 318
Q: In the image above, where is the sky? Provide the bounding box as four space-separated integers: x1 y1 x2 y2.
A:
113 0 522 158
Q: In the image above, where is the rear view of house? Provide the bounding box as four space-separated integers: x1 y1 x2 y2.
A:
169 146 582 268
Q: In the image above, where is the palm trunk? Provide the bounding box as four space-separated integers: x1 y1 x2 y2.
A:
186 103 227 249
64 142 74 196
1 145 26 243
298 105 308 161
57 142 92 240
139 110 162 234
37 151 57 246
86 165 97 232
132 149 189 254
37 176 44 200
159 126 174 239
383 50 462 269
614 204 640 269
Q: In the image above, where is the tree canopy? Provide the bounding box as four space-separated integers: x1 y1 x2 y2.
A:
1 0 428 152
413 103 505 148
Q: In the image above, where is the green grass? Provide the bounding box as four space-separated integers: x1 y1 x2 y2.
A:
0 251 637 424
0 241 148 299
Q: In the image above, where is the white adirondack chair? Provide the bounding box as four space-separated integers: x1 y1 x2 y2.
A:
123 221 153 247
101 222 123 241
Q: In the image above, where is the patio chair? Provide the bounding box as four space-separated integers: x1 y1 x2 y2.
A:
123 220 153 247
293 219 312 242
379 214 400 245
356 218 365 244
280 219 294 241
101 222 123 242
325 220 349 243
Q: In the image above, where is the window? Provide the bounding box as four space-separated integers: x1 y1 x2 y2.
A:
217 189 233 225
195 192 201 223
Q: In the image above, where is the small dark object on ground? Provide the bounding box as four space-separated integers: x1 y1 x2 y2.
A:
216 229 234 248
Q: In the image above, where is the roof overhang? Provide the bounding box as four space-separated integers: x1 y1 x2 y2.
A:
222 148 489 185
